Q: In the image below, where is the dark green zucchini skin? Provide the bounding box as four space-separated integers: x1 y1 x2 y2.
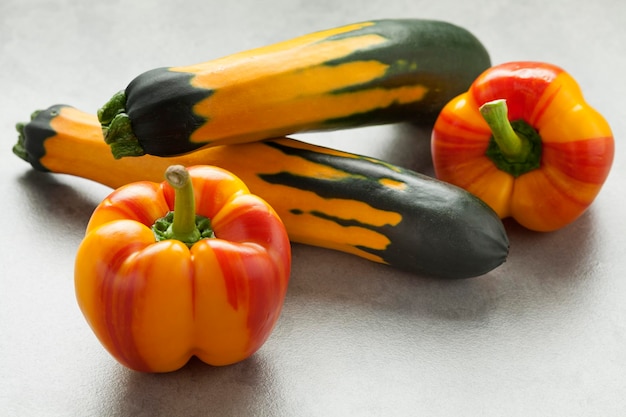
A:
98 19 491 158
260 141 510 278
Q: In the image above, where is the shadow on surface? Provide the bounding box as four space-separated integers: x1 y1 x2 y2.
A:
413 209 602 321
111 354 281 417
501 210 601 285
279 207 602 326
378 122 435 176
16 169 109 236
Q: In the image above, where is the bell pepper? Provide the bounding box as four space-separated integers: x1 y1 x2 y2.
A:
74 165 291 372
431 61 614 232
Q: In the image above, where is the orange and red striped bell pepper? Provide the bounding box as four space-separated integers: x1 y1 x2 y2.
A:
431 61 614 231
74 165 291 372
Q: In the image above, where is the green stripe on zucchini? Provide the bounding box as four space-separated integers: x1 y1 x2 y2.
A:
259 140 509 277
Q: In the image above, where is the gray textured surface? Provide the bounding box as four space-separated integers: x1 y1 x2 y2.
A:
1 0 625 416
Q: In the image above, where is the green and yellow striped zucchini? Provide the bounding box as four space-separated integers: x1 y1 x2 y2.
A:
15 105 508 279
98 19 491 158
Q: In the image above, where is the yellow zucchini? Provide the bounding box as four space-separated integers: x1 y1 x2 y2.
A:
98 19 491 158
15 105 508 279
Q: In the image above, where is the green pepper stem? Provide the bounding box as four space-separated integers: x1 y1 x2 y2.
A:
166 165 199 242
481 99 543 178
152 165 214 247
480 99 530 162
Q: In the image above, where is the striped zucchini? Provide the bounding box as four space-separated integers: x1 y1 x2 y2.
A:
98 19 491 158
15 105 508 279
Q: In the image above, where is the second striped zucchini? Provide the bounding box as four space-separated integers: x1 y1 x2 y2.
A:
15 105 508 279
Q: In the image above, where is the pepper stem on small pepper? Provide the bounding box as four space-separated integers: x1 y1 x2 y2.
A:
480 99 543 178
480 99 525 159
152 165 215 247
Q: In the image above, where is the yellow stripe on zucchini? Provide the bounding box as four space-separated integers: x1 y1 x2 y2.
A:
98 19 491 158
15 105 508 279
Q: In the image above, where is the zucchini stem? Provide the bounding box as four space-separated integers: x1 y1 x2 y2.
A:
13 122 29 162
97 91 145 159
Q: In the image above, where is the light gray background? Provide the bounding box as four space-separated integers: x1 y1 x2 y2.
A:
1 1 624 416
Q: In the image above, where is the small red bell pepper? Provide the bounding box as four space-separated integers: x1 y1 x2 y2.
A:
431 61 614 231
75 165 291 372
